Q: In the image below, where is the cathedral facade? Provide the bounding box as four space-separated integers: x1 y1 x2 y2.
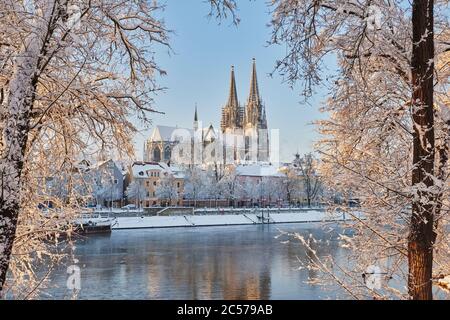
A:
221 58 269 163
144 59 269 165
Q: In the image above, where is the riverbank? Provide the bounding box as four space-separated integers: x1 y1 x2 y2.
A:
111 210 355 230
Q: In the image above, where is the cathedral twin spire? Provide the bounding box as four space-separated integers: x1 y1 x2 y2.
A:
248 58 260 106
191 59 269 163
227 66 239 111
220 66 242 132
245 58 267 130
220 59 267 133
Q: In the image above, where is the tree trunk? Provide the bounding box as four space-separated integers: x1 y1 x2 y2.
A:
408 0 435 300
0 53 39 292
0 2 60 293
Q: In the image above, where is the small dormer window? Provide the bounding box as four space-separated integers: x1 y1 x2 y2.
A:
139 171 144 176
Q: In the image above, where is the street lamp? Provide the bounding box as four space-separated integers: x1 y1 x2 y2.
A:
107 161 115 212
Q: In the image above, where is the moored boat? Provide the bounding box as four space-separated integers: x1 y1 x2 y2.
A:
74 213 116 234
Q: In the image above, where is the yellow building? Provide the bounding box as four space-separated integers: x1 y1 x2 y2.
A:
127 162 184 207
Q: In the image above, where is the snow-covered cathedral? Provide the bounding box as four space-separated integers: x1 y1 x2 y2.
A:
144 59 269 165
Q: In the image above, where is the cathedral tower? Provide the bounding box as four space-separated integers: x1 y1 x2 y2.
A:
193 104 199 132
244 58 269 162
220 66 243 133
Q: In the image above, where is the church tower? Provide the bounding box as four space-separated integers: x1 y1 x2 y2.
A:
244 58 269 162
193 104 199 132
220 66 243 132
220 66 245 164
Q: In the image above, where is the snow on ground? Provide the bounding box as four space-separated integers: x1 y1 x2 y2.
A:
111 210 350 229
113 216 190 229
268 211 345 223
193 207 324 213
188 214 253 226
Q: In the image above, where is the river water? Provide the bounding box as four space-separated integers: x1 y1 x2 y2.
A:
43 223 350 299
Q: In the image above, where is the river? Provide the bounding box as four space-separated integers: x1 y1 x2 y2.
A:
42 223 350 299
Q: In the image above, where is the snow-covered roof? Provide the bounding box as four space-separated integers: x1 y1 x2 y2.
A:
202 124 216 141
158 162 169 171
89 159 123 173
131 162 164 178
74 159 91 171
236 164 285 177
92 159 112 169
168 164 186 179
131 162 186 179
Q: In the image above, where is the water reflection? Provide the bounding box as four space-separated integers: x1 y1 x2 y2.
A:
44 223 347 299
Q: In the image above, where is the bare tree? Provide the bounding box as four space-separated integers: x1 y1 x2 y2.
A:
125 180 147 208
283 169 300 205
218 166 241 207
184 166 204 207
0 0 169 295
297 153 321 207
209 0 450 299
155 173 179 206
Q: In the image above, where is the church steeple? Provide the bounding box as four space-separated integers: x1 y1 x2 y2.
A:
193 103 199 131
248 58 260 105
243 58 269 162
221 66 242 132
227 66 239 109
245 58 265 128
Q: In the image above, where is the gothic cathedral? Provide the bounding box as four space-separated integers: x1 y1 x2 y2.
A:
144 59 269 164
220 58 269 162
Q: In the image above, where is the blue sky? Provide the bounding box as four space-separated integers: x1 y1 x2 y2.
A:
134 1 331 162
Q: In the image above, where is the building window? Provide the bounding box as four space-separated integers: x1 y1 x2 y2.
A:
177 182 180 188
153 147 161 162
153 181 157 186
114 179 118 184
164 146 171 160
146 181 150 187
